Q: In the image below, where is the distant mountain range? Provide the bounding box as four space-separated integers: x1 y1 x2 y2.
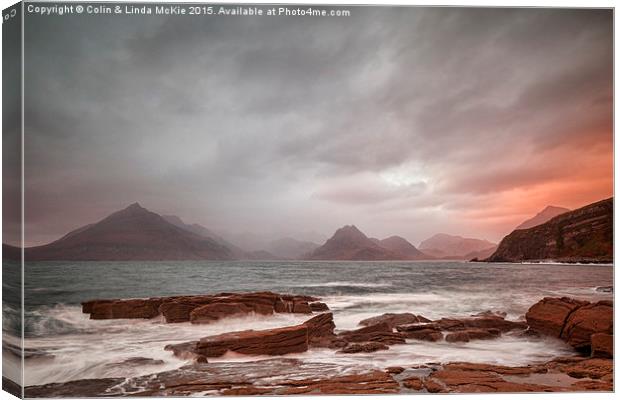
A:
418 233 497 259
6 198 611 263
307 225 429 261
486 198 612 263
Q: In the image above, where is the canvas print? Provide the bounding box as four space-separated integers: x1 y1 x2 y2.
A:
1 2 614 397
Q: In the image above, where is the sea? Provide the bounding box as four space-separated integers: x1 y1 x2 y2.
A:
2 260 614 386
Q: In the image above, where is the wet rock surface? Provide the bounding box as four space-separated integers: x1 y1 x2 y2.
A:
526 297 613 353
82 291 323 323
27 294 613 396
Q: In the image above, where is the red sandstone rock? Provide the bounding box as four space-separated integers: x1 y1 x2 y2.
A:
561 301 613 351
309 302 330 312
359 313 421 328
338 322 406 345
160 301 204 323
525 297 588 337
435 316 526 332
403 377 424 390
445 328 501 343
404 329 443 342
591 333 613 358
189 302 252 324
82 291 321 322
86 298 162 320
339 342 389 353
196 324 309 357
385 366 405 375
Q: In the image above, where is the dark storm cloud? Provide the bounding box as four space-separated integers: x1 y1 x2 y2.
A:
21 6 612 246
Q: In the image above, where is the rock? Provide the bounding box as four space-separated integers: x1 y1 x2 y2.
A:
471 310 507 319
309 302 329 312
426 368 558 392
83 298 163 320
596 286 613 293
404 329 443 342
525 297 612 353
445 331 470 343
196 325 309 357
525 297 588 337
25 359 400 397
303 312 338 347
591 333 613 358
189 302 251 324
385 366 405 375
292 302 312 314
159 300 204 323
278 371 399 394
82 291 321 322
403 377 424 390
435 316 526 332
25 378 126 397
359 313 420 329
445 328 501 343
339 342 389 353
443 362 547 375
561 300 613 351
396 322 440 332
164 341 201 361
105 357 164 367
550 357 613 380
338 323 406 345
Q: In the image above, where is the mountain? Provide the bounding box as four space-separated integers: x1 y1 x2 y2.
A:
515 206 570 230
464 246 498 261
377 236 429 260
25 203 235 261
419 233 496 259
266 237 320 259
161 215 245 258
486 198 612 263
307 225 407 261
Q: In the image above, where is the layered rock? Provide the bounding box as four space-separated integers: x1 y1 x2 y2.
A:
395 323 443 341
167 313 337 361
359 313 430 329
25 359 400 397
196 325 309 357
445 328 500 343
339 342 389 353
487 197 613 263
525 297 613 354
338 322 406 345
433 316 527 333
82 291 323 323
525 297 587 337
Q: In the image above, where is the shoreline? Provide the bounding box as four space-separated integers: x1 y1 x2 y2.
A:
18 291 614 396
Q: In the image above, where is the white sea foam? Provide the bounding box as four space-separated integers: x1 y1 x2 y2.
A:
294 281 393 288
22 298 583 387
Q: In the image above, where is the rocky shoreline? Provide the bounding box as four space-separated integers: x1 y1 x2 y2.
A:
23 292 613 396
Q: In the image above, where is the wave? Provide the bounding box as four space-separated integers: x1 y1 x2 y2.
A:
294 281 393 288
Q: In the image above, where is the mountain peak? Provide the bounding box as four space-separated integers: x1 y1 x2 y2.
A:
515 205 570 230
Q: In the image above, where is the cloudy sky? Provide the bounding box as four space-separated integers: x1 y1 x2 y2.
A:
21 6 612 247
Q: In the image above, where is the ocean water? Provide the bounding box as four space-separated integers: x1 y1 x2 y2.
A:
2 261 613 386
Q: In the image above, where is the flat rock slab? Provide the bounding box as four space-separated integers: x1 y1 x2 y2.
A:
197 324 309 357
25 359 399 397
82 291 322 323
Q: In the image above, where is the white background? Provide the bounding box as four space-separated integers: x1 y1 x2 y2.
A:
0 0 616 399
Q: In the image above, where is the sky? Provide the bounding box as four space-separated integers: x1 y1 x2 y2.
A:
17 6 613 247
